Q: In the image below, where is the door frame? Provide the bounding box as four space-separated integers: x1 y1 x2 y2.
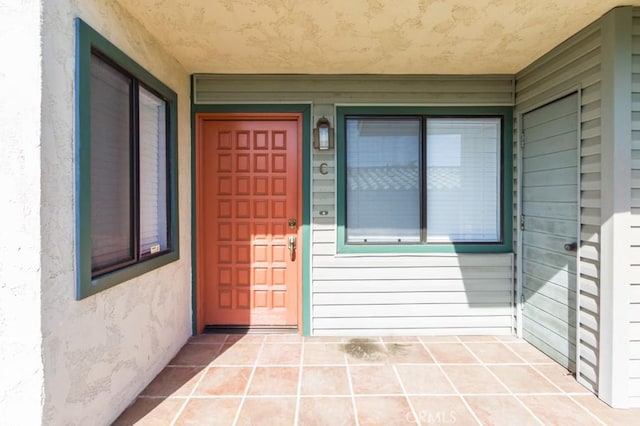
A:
515 87 582 375
192 105 312 335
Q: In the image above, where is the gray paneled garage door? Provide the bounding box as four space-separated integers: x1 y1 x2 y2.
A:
521 93 579 371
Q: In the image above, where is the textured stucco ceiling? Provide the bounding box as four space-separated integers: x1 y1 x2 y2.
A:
117 0 638 74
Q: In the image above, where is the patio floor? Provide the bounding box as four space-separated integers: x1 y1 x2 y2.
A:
113 334 640 425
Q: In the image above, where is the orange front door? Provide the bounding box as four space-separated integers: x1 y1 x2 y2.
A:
198 115 300 327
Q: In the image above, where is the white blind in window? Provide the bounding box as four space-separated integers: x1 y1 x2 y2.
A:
346 118 421 243
139 86 168 255
426 118 500 242
90 54 133 271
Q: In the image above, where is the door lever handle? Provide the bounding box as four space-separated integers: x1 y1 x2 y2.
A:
288 236 297 261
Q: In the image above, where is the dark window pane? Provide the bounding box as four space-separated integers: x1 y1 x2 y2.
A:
138 86 169 255
346 118 421 243
90 54 133 271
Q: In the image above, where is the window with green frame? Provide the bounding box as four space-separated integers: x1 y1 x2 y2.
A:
75 19 179 299
337 106 512 254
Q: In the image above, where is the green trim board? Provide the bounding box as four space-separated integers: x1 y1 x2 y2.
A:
191 103 313 336
336 106 513 254
190 76 197 335
75 19 179 299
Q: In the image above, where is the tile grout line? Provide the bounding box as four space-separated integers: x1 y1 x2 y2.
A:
387 347 419 424
500 340 534 364
566 395 608 426
169 371 207 426
178 391 577 398
293 341 305 426
451 337 494 425
526 362 575 394
507 341 605 424
390 373 420 424
504 337 596 416
169 336 231 425
231 335 266 426
156 361 563 368
182 393 418 398
137 335 614 425
343 350 360 426
457 339 546 426
422 338 483 425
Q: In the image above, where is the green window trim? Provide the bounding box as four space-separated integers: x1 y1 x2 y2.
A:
336 106 513 254
75 19 179 299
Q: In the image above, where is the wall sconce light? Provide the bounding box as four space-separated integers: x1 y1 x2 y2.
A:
313 117 334 150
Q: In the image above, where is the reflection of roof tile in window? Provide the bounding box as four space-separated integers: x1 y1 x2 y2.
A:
427 168 461 190
346 167 460 191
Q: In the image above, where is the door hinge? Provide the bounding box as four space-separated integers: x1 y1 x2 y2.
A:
520 214 525 231
521 293 525 311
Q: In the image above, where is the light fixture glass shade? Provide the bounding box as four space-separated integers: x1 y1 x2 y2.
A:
318 126 329 149
313 117 334 150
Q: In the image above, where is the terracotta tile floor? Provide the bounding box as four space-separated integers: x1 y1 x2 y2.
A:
113 335 640 425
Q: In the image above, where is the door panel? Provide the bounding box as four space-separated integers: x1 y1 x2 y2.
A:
522 93 579 371
201 118 299 326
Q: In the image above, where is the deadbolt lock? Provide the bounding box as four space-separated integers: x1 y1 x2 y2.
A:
288 218 297 229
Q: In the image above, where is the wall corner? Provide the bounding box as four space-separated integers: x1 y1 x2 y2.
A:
0 0 45 423
599 5 633 408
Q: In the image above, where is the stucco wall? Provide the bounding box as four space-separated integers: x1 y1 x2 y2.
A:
0 0 44 424
40 0 191 424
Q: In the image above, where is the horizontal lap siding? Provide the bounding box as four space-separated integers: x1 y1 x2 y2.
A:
193 75 516 336
309 78 514 336
312 254 514 335
521 94 579 371
630 10 640 403
312 131 514 335
193 75 514 105
516 22 602 393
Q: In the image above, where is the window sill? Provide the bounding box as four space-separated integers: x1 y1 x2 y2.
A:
336 243 512 255
78 250 179 299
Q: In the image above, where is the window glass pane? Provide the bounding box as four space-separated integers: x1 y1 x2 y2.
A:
90 54 133 270
346 118 421 243
426 117 501 242
139 86 169 255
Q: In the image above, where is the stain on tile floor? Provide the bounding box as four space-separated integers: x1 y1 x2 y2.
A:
341 338 386 360
113 335 640 425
